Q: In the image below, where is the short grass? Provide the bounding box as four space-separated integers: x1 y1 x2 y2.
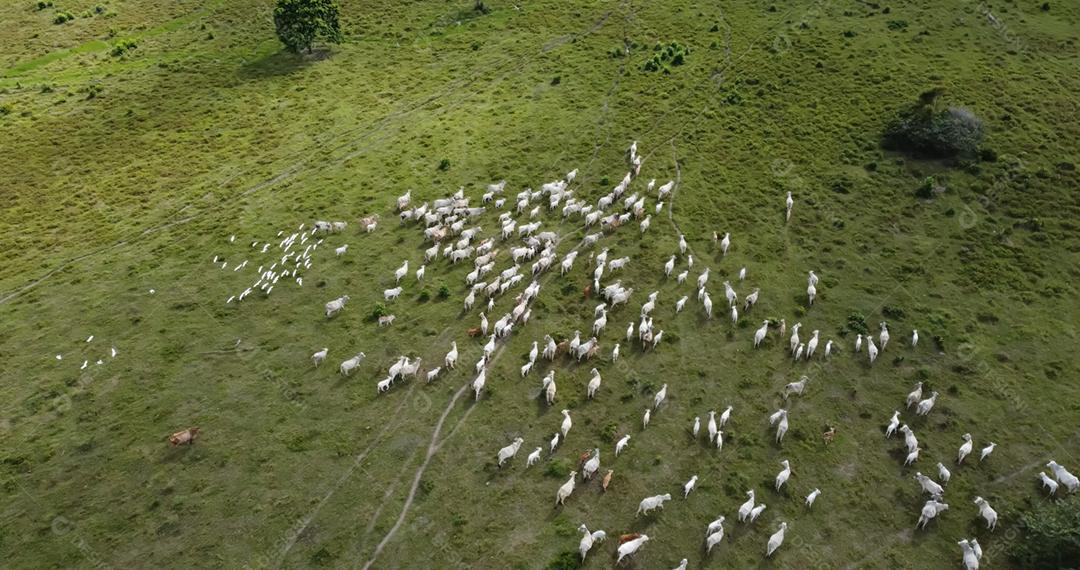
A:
2 0 1079 568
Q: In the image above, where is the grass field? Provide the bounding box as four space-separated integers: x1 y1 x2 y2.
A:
2 0 1080 568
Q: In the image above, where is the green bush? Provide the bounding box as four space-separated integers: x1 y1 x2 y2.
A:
110 38 137 57
437 158 451 171
273 0 342 54
846 313 869 335
36 1 54 10
544 551 580 570
417 289 431 302
915 176 936 199
1010 496 1080 569
643 41 689 72
437 285 450 299
53 11 74 24
542 458 571 478
370 303 388 320
884 89 984 158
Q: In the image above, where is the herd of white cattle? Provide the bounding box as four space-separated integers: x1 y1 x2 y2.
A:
218 141 1074 567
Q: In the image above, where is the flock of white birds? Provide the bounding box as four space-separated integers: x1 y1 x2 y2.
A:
214 141 1076 567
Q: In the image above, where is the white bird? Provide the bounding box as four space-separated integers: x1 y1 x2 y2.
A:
979 442 997 462
805 488 821 508
766 522 787 557
683 475 699 498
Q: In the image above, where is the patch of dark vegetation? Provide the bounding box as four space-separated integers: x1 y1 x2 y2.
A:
884 88 984 159
110 38 137 57
643 41 689 73
1010 496 1080 568
544 550 579 570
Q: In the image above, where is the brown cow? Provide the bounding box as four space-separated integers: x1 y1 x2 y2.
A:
578 450 592 469
619 532 642 544
823 426 837 445
169 427 200 446
601 469 613 492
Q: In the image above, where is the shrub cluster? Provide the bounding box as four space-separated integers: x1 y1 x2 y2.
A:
884 89 984 158
643 41 689 73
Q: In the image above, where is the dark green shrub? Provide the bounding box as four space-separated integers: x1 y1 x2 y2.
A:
887 20 908 30
273 0 342 53
370 303 388 320
110 38 137 57
543 458 571 478
437 285 450 299
437 158 450 171
915 176 935 199
1010 496 1080 569
545 550 580 570
36 1 54 10
884 89 984 158
417 289 431 302
53 11 74 24
846 313 869 334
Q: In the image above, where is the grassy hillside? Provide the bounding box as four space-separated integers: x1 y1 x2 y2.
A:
2 0 1079 568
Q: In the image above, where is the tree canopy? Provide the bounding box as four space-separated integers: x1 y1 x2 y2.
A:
273 0 342 54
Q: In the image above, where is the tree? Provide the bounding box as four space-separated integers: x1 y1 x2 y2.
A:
882 88 984 158
273 0 342 54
